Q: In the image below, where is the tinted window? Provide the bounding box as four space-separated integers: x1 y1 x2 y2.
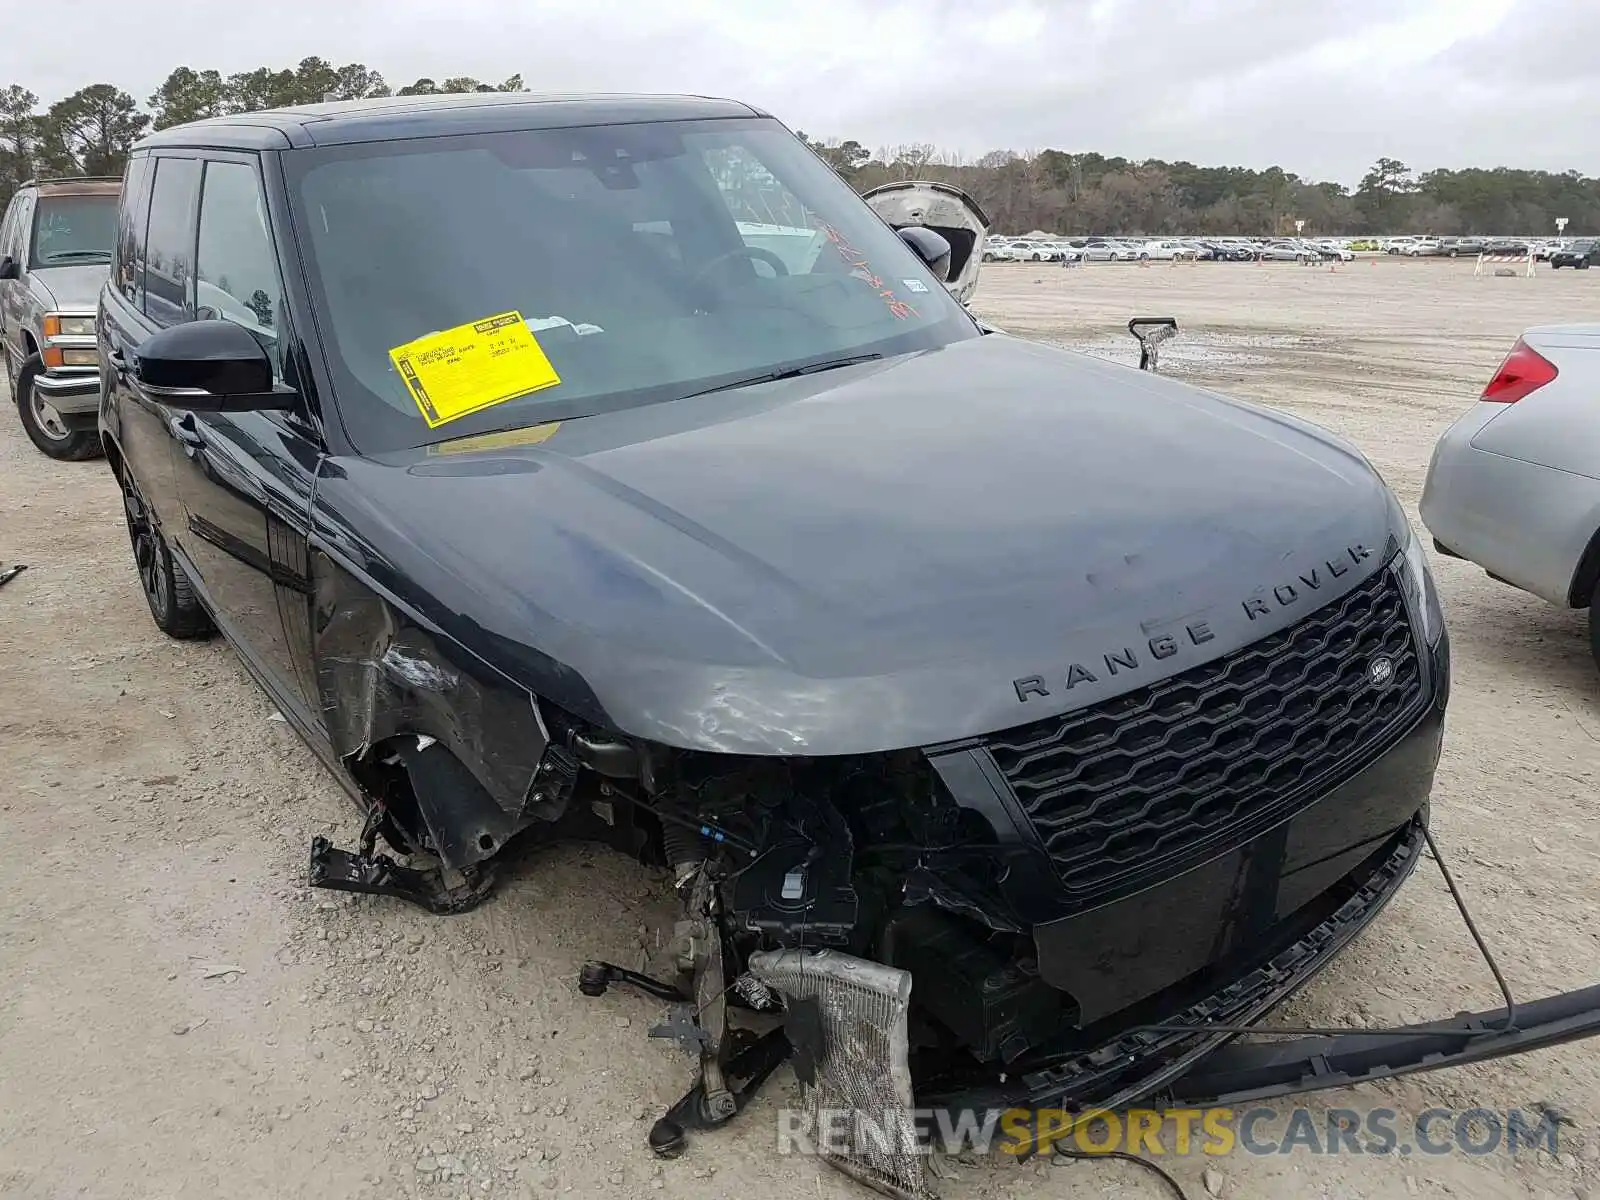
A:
29 194 117 268
196 160 285 375
0 197 18 260
143 157 201 327
114 156 154 306
285 117 976 453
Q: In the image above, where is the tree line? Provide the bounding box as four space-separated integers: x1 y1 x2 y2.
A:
0 58 524 205
798 140 1597 238
1 57 1594 238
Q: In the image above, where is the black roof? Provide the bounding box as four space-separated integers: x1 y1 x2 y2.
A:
135 92 768 153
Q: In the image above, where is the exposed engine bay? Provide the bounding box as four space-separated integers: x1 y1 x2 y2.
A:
312 658 1441 1200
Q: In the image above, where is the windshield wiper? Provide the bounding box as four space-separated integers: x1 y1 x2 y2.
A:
677 353 884 401
41 251 111 262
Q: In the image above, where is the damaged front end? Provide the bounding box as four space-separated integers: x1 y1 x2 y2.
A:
304 537 1600 1200
554 724 1421 1198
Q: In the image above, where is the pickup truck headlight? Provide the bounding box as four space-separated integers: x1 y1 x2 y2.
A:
42 313 95 339
1397 524 1445 647
59 348 98 367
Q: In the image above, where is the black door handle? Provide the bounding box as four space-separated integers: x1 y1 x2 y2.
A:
170 412 205 450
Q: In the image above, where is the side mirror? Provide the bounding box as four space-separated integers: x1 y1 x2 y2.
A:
897 226 953 282
0 256 18 281
133 319 296 412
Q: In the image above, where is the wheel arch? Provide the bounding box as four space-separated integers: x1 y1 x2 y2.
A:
1567 522 1600 608
309 546 576 870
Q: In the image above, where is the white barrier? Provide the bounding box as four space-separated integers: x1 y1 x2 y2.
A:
1474 251 1535 278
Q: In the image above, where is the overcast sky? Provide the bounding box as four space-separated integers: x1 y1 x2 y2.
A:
8 0 1596 184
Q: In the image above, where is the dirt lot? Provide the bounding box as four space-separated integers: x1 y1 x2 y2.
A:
2 257 1598 1200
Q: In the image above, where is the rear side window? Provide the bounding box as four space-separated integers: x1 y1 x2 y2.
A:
0 198 17 260
114 156 154 306
0 194 28 263
196 160 286 377
143 156 202 327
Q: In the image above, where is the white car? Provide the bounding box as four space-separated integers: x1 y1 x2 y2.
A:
1257 241 1318 262
1136 240 1198 261
1080 238 1136 261
1421 325 1600 672
1004 239 1059 262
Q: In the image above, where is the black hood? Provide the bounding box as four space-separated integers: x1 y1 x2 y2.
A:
315 334 1404 754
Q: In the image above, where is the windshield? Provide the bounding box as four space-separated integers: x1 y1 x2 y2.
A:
285 116 979 452
30 194 117 267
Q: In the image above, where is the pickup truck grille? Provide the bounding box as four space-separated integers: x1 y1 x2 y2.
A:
986 567 1424 904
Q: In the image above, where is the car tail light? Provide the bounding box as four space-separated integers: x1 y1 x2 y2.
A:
1480 338 1557 403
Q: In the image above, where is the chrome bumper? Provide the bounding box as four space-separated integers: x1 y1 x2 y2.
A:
31 369 101 413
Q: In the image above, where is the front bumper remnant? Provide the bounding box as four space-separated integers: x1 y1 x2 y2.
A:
308 804 495 915
309 836 495 914
737 822 1600 1200
748 949 932 1200
1165 983 1600 1106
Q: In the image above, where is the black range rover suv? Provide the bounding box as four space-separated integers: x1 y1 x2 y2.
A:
94 93 1497 1196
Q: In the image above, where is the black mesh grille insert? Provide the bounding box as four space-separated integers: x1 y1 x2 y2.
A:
986 567 1424 902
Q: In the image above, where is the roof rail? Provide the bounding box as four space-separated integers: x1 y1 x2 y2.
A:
20 176 123 188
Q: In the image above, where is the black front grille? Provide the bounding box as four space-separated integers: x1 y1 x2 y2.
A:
986 567 1425 903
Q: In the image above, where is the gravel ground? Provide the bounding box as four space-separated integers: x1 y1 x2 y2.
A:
2 256 1598 1200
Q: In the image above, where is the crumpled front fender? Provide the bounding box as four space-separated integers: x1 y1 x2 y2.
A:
311 550 556 868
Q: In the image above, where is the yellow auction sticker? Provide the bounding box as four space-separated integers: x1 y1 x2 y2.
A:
389 311 561 429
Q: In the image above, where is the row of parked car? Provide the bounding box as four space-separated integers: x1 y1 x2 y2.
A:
984 232 1598 268
982 235 1355 264
1378 235 1587 261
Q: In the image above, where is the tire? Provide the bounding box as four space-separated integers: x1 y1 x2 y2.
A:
15 354 102 461
982 252 995 263
1581 260 1591 270
1590 577 1600 675
120 467 213 639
